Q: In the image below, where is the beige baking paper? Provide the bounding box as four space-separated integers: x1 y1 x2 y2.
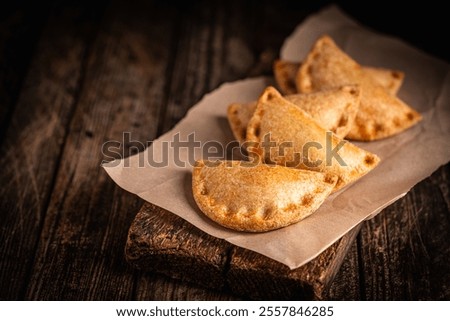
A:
103 6 450 269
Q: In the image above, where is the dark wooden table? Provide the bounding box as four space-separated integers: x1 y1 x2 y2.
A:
1 0 449 300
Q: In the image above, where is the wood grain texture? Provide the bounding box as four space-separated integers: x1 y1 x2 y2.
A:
25 0 178 300
127 203 233 290
0 3 101 300
228 226 361 300
130 205 239 300
358 165 450 300
126 203 361 300
135 273 238 300
326 239 361 300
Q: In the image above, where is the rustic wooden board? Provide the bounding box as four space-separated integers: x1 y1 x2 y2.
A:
227 227 360 300
326 236 362 299
126 203 361 300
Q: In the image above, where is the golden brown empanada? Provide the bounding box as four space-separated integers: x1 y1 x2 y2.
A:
361 66 404 95
296 35 421 141
274 59 404 96
228 102 256 143
192 160 337 232
286 85 360 138
227 85 360 142
273 60 300 95
246 87 380 191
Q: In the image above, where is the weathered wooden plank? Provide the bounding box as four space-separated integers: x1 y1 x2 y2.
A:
127 204 233 290
25 0 179 300
228 225 361 300
126 202 362 300
157 2 223 134
0 1 49 145
135 273 237 300
0 3 102 300
358 164 450 300
326 238 361 300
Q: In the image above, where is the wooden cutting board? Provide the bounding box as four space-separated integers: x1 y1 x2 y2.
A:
125 202 361 300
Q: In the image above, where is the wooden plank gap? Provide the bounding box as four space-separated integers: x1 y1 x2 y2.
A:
356 232 367 300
